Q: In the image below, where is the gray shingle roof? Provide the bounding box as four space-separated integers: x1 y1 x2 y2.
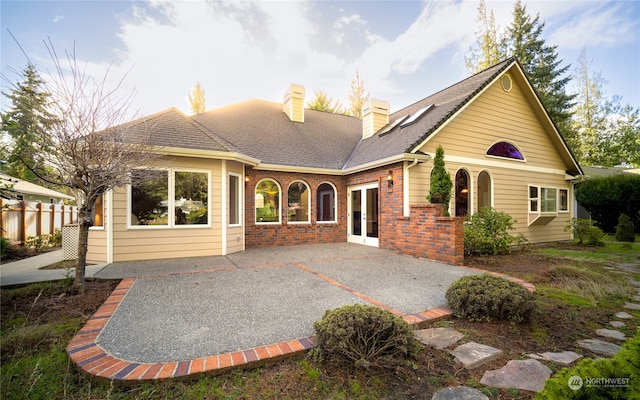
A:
119 108 232 153
343 58 515 169
193 99 362 170
133 58 524 172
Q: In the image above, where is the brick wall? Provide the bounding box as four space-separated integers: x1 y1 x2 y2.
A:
395 204 464 265
245 164 464 265
244 168 347 248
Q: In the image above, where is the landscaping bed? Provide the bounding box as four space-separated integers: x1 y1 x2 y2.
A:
1 240 638 399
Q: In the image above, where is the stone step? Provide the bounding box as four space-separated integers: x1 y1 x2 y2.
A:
577 338 621 356
623 302 640 311
450 342 502 369
480 359 552 392
528 350 582 365
608 321 626 328
614 311 634 319
415 328 464 350
595 328 626 340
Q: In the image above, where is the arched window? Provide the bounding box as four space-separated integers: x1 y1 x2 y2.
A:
255 179 280 223
477 170 492 211
316 182 337 222
288 180 310 223
455 169 470 218
486 141 524 160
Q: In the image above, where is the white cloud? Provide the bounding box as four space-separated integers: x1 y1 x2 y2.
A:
333 14 366 29
52 15 64 23
548 4 638 49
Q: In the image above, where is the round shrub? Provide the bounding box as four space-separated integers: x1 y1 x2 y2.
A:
312 304 422 369
464 207 526 257
445 274 535 322
615 213 636 242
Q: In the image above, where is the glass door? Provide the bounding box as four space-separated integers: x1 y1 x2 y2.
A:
348 183 379 246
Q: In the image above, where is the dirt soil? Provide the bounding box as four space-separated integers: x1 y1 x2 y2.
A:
1 244 633 399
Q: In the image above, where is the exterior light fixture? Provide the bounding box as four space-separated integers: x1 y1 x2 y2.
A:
387 170 394 188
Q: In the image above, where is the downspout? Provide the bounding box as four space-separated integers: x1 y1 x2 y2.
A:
403 158 420 217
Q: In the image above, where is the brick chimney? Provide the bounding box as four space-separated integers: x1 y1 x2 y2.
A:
283 83 305 123
362 98 389 139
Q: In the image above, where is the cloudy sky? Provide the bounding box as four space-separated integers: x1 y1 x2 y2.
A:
1 1 638 118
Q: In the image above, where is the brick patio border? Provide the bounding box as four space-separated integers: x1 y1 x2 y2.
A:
66 265 534 381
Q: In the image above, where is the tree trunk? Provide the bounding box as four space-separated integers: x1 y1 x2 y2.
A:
73 205 93 293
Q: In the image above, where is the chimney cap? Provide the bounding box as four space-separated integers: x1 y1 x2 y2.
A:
362 98 390 115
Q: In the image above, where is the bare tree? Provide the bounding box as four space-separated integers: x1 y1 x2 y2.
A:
25 42 157 291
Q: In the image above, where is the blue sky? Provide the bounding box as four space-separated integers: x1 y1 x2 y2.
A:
1 1 638 117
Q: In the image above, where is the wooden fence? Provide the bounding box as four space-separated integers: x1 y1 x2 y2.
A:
0 199 78 244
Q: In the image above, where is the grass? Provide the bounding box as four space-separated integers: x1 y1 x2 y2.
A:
534 235 640 264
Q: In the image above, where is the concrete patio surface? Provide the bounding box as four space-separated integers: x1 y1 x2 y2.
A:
61 243 535 381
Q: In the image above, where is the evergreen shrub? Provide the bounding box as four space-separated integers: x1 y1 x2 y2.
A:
536 331 639 399
445 274 535 322
615 213 636 242
312 304 422 369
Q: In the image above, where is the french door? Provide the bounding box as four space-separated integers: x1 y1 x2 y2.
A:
347 183 379 247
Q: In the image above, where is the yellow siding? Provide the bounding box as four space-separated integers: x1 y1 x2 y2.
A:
110 156 224 262
412 74 574 243
225 161 245 254
87 227 107 264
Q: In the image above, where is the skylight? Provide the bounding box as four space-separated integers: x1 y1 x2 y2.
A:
378 115 408 136
400 104 433 128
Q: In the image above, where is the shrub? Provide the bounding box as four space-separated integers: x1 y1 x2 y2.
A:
445 274 535 322
50 229 63 247
427 145 453 216
565 218 605 246
615 214 636 243
575 174 640 233
464 207 526 257
1 236 9 257
312 304 422 370
536 331 639 399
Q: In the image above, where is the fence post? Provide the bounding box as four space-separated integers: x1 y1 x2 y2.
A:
0 199 4 240
50 204 55 234
36 202 42 236
20 201 27 245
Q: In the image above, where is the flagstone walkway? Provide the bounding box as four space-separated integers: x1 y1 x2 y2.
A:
426 261 640 399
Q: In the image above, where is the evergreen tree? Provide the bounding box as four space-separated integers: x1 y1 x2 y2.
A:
601 97 640 167
504 1 575 139
427 145 453 216
465 0 505 74
0 63 56 181
570 48 608 165
188 81 206 115
307 89 343 113
347 69 369 119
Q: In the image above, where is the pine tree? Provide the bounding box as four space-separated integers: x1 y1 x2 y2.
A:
465 0 505 74
347 69 369 119
188 81 206 115
602 98 640 167
570 48 607 165
504 1 575 139
427 145 453 216
0 63 56 181
307 89 343 113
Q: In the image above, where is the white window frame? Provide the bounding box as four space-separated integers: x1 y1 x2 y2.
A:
228 173 242 227
559 188 569 213
316 182 338 224
255 178 282 225
287 180 311 224
127 168 211 229
528 185 558 215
